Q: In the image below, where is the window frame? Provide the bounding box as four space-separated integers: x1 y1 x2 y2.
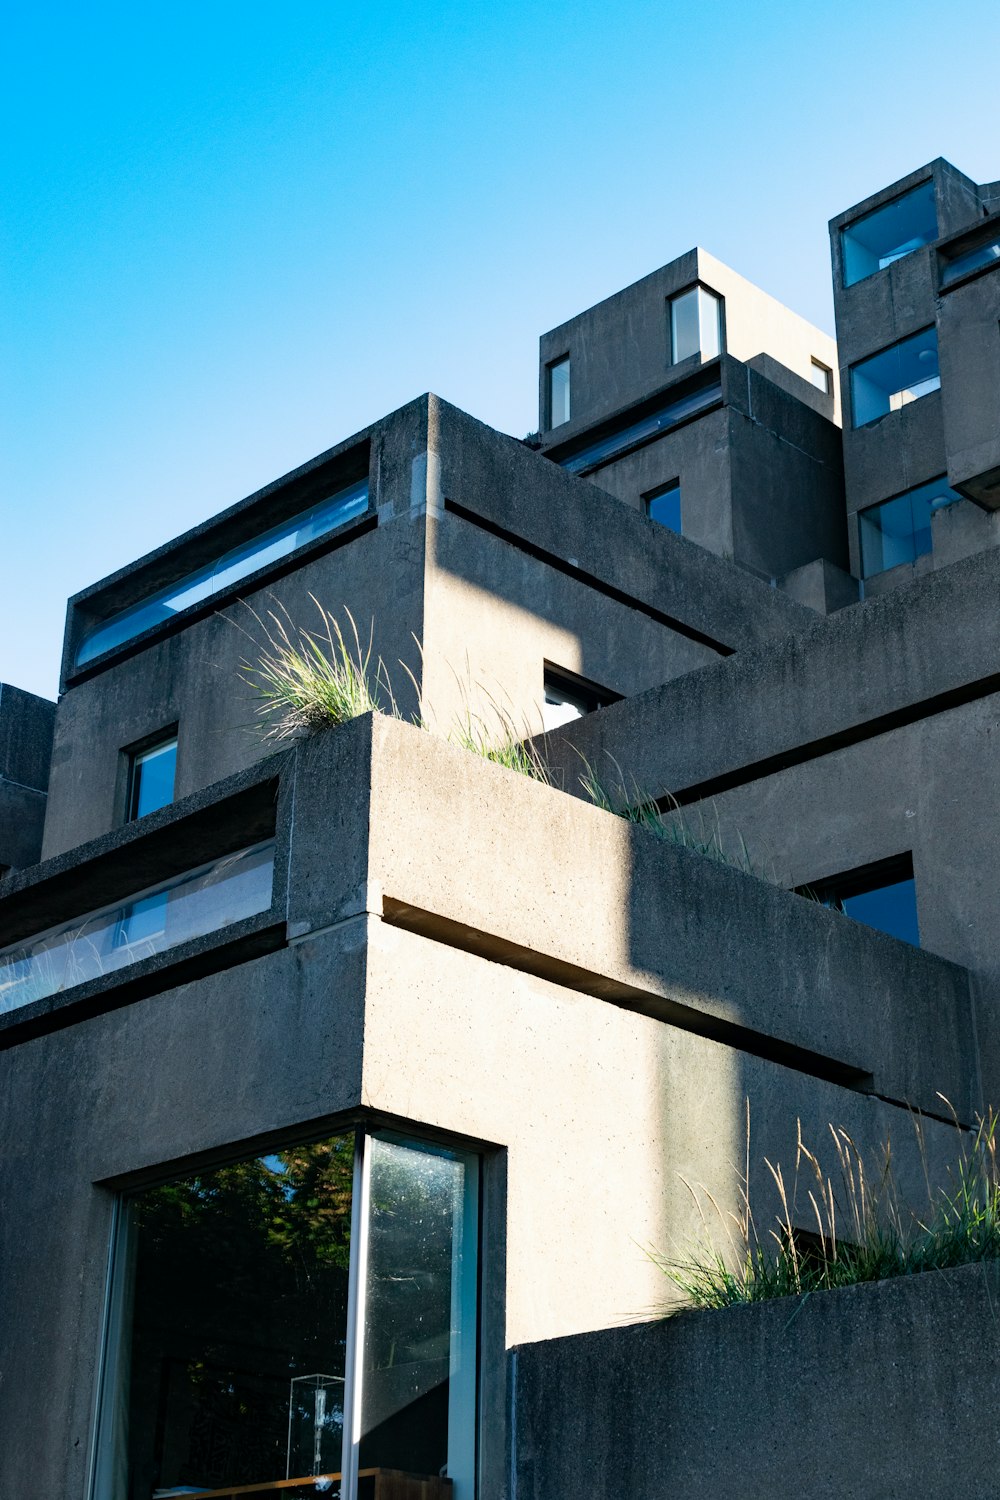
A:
643 478 682 534
848 327 941 428
546 354 571 430
809 358 833 396
667 283 724 367
89 1123 483 1500
856 475 963 579
123 728 179 823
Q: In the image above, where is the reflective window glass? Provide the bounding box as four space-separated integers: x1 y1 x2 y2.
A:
858 477 962 577
810 359 833 394
805 857 920 947
557 379 722 475
548 356 571 428
646 480 681 534
841 181 938 286
541 666 620 733
359 1137 478 1496
669 286 722 365
128 736 177 820
76 479 369 669
96 1131 480 1500
940 234 1000 287
850 328 940 427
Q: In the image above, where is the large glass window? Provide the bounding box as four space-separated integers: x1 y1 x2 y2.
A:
669 285 722 365
75 478 369 670
93 1131 479 1500
849 327 940 427
841 180 938 287
127 735 178 820
0 841 274 1014
857 477 962 577
547 356 571 428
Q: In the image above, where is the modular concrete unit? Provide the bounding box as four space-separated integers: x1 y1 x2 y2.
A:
4 155 1000 1500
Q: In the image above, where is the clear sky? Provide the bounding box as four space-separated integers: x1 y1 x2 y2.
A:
3 0 997 699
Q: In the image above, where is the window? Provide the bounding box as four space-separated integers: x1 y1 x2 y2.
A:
841 180 938 287
669 285 722 365
557 377 722 475
849 327 940 427
75 477 370 669
127 734 177 820
93 1130 479 1500
810 359 833 395
644 480 681 534
542 665 620 732
0 842 275 1014
547 355 571 428
802 855 920 947
940 232 1000 288
858 476 962 577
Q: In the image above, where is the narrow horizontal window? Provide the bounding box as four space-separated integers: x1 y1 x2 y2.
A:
841 180 938 287
94 1130 479 1499
557 379 722 475
0 840 274 1014
857 477 962 577
127 735 177 820
644 479 681 534
548 355 571 428
669 285 722 365
75 479 369 669
940 234 1000 288
850 328 940 427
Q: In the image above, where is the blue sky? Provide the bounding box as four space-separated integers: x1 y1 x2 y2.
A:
3 0 998 698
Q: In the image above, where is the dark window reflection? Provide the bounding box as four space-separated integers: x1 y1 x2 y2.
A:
126 1135 354 1498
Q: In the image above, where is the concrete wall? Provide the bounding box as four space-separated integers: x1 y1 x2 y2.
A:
540 545 1000 1096
41 395 814 861
513 1259 1000 1500
538 247 839 436
0 713 978 1500
937 245 1000 505
549 360 847 584
0 683 55 870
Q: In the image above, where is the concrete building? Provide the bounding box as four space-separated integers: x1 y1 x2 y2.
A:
2 158 999 1500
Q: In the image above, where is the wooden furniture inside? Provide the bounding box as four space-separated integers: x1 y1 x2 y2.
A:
178 1468 453 1499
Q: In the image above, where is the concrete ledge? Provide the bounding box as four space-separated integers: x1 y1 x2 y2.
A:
513 1258 1000 1499
539 541 1000 807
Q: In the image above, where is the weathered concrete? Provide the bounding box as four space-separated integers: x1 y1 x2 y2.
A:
937 230 1000 506
539 247 840 432
0 683 54 871
513 1259 1000 1500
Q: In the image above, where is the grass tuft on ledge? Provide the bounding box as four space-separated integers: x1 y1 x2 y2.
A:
652 1101 1000 1311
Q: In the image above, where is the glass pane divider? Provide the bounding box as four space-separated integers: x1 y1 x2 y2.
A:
340 1129 372 1500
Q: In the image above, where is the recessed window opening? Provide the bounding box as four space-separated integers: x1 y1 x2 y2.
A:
940 233 1000 288
0 841 275 1015
92 1130 479 1500
644 480 681 534
850 328 940 427
75 477 370 670
127 734 178 820
841 180 938 286
547 355 571 428
809 359 833 395
800 854 919 947
557 378 722 475
669 285 723 365
542 664 620 733
858 477 962 577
